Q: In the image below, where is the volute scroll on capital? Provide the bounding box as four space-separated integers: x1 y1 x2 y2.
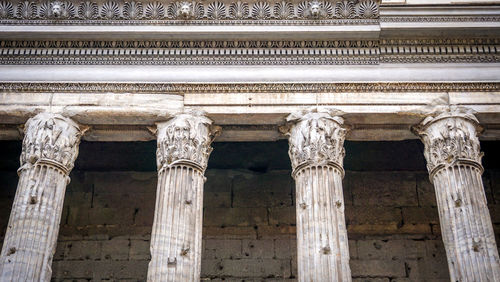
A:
280 107 348 177
19 112 89 175
154 111 221 173
411 106 484 177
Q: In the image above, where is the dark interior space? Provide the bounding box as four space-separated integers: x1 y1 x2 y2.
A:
1 139 499 172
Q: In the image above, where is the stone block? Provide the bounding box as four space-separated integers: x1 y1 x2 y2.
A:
257 225 296 239
204 191 231 208
349 239 358 259
407 256 450 280
347 206 402 225
66 171 91 193
203 226 257 239
221 258 291 278
201 259 225 277
350 259 406 278
353 279 390 282
402 206 439 225
66 206 90 226
275 239 296 259
416 173 437 206
205 239 243 259
101 238 130 260
357 239 425 260
88 207 134 226
232 172 293 208
53 241 66 261
93 260 149 280
52 260 94 279
203 207 268 227
350 172 418 207
357 240 405 260
205 169 233 193
129 239 151 260
269 207 296 226
242 239 275 258
90 172 156 195
64 240 101 260
64 191 93 209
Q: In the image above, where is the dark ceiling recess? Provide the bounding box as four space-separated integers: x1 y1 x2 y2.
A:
0 140 498 172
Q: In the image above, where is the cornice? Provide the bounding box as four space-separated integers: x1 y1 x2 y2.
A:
1 82 499 93
0 38 497 65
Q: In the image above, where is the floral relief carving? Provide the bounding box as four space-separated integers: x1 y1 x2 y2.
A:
155 111 220 171
281 107 348 173
412 106 483 174
0 1 14 18
20 113 87 174
0 0 379 22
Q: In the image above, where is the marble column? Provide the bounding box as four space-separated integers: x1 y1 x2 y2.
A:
0 113 86 282
282 108 351 282
413 106 500 282
147 111 220 281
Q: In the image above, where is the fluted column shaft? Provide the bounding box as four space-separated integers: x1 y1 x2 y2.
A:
0 113 86 282
147 112 219 282
414 107 500 282
283 108 351 282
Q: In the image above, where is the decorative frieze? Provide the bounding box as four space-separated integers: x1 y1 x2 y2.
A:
0 0 378 24
1 38 498 65
1 82 499 94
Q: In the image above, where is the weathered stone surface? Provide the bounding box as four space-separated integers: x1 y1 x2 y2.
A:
414 106 500 281
351 259 407 278
350 172 418 207
148 112 219 281
242 239 275 259
204 207 269 227
232 172 293 208
284 107 351 281
0 113 86 282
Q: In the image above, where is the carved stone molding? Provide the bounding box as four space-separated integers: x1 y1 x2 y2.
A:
282 107 347 175
0 0 378 24
412 106 483 177
20 112 87 174
155 111 220 172
1 38 498 65
1 82 499 94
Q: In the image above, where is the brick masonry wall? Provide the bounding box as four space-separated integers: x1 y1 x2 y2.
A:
1 169 500 281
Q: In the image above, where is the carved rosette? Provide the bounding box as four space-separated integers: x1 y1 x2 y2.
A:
412 106 483 177
19 112 86 175
155 111 220 172
282 107 347 176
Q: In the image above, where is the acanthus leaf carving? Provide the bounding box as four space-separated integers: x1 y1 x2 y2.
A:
282 107 347 175
20 112 87 174
412 106 483 176
156 111 220 172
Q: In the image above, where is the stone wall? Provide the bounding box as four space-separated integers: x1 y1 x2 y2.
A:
1 168 500 281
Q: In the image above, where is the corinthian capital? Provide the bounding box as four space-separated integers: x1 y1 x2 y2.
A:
281 107 347 175
156 111 220 172
20 112 87 174
412 106 483 175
